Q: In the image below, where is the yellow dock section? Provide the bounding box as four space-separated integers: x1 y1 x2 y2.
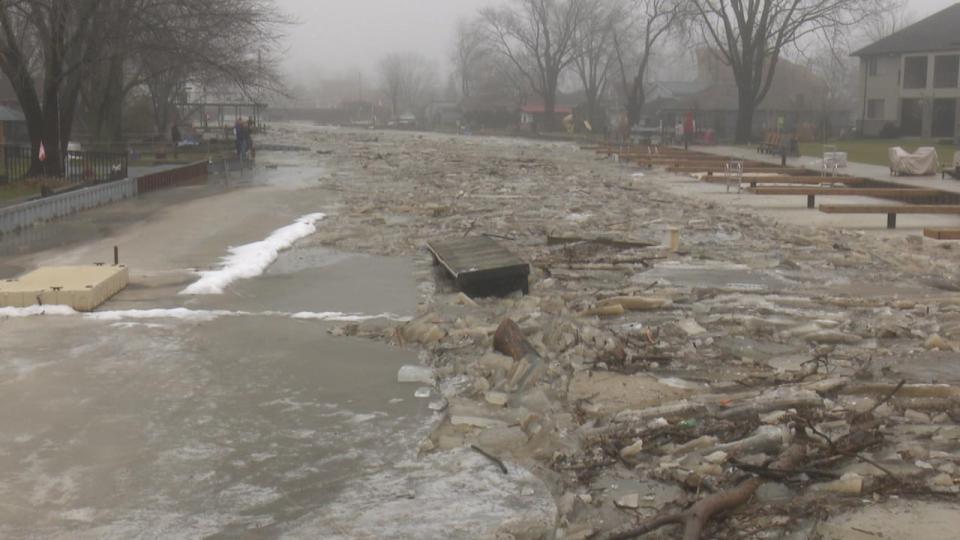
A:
0 265 128 311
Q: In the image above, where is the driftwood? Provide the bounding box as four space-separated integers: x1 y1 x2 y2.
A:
605 445 807 540
547 234 657 249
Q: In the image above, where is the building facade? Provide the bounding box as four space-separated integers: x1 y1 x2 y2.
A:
854 3 960 138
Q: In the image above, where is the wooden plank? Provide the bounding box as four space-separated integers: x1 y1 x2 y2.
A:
748 187 941 196
546 234 657 249
670 166 804 174
702 176 858 185
639 160 771 168
924 228 960 240
819 204 960 214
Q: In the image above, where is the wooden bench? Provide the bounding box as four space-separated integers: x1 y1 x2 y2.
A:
748 187 941 208
819 204 960 229
757 133 780 154
924 228 960 240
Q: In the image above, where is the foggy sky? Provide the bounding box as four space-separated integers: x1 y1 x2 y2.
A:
277 0 959 82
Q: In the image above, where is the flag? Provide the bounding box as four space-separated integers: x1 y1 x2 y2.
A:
38 141 46 162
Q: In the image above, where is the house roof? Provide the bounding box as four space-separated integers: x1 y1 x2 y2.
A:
649 81 711 98
853 3 960 56
520 104 572 114
0 105 24 122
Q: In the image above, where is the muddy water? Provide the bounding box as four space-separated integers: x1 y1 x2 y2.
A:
0 247 431 539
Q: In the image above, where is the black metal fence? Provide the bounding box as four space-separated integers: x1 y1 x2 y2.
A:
65 149 128 184
0 145 128 184
0 145 31 183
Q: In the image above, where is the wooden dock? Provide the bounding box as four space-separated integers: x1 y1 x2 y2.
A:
426 236 529 297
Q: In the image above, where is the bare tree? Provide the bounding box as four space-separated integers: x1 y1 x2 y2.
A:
0 0 285 176
0 1 109 175
452 18 489 99
610 0 683 128
379 52 438 125
857 0 912 44
480 0 586 131
690 0 884 144
571 0 619 128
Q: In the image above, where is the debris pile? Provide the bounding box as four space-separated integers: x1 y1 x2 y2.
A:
268 125 960 538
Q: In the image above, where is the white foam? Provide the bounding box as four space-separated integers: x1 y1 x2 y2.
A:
87 308 241 322
0 305 77 317
289 311 411 322
1 304 407 324
181 212 327 295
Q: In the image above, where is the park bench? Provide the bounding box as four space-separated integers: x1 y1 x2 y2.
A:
757 133 780 154
819 204 960 229
757 132 800 156
747 187 941 208
942 151 960 180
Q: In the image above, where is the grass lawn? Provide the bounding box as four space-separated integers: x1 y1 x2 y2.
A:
0 181 38 204
798 139 958 167
128 149 217 167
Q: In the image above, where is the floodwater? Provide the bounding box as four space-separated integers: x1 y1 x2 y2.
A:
0 243 431 539
0 140 555 539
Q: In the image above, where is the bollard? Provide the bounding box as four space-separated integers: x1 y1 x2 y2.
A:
665 227 680 252
114 246 119 265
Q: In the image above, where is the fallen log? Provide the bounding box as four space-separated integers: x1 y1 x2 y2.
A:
597 296 672 311
605 444 807 540
547 234 657 249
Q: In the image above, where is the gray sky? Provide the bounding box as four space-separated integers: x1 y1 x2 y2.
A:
276 0 490 81
276 0 958 83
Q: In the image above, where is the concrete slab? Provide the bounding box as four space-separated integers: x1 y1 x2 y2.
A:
0 265 128 311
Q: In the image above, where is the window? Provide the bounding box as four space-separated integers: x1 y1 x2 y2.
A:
903 56 929 89
934 55 959 88
867 99 885 120
867 56 878 76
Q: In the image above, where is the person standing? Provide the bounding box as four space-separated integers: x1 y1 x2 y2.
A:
171 124 181 159
234 118 247 159
683 112 695 151
246 117 256 161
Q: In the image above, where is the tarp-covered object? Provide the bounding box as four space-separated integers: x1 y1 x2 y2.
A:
889 146 939 176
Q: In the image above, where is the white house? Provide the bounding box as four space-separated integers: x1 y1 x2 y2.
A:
853 3 960 138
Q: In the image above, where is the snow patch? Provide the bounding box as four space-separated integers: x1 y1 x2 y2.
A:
0 305 77 318
181 212 327 295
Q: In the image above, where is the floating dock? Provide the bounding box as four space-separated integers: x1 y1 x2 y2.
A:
0 265 128 311
426 236 529 297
